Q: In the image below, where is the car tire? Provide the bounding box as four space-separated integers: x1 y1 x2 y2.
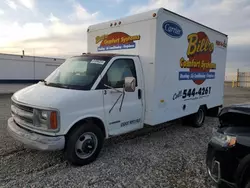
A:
65 122 104 166
191 107 206 128
217 182 230 188
245 180 250 188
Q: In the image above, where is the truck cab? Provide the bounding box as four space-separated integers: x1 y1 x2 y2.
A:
8 53 144 165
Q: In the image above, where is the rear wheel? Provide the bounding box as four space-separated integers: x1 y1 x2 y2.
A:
65 122 104 166
181 107 206 128
192 107 206 127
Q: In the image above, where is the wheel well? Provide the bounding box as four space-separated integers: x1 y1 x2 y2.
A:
200 104 208 111
66 117 106 138
241 164 250 187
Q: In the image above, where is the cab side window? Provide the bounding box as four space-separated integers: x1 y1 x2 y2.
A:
105 59 137 88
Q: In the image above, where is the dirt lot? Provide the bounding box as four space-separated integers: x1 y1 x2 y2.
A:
0 85 250 188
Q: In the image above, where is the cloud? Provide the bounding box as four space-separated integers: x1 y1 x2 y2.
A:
0 2 103 58
115 0 123 3
48 13 60 23
0 22 48 47
17 0 35 9
105 0 123 4
102 0 124 6
0 9 4 15
5 0 17 10
129 0 181 14
128 0 250 76
0 21 91 58
69 2 99 21
129 0 250 46
105 0 124 7
1 0 248 80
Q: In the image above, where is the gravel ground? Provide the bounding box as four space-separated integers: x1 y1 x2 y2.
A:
1 85 250 188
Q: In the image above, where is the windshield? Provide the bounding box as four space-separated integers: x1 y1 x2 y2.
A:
45 56 111 90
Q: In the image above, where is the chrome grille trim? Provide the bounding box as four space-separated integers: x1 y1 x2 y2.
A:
11 105 33 119
12 101 33 113
11 97 61 134
11 100 34 127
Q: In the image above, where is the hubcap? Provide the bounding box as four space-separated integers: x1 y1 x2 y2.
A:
75 132 98 159
197 109 204 124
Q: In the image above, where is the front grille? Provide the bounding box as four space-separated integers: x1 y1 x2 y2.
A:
11 100 34 127
13 102 33 113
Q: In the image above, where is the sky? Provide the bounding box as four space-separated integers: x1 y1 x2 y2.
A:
0 0 249 80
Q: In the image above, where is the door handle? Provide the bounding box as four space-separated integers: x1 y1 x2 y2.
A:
138 89 141 99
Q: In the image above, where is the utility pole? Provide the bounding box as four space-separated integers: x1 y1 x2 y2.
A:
33 49 35 80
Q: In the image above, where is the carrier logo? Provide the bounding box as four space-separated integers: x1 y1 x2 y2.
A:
162 20 183 38
96 32 140 51
179 32 216 85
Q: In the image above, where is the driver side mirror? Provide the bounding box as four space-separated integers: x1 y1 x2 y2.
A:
124 77 136 92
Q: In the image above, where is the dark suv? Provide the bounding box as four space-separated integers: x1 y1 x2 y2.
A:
206 104 250 188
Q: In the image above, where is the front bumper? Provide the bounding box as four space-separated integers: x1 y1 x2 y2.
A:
7 117 65 151
206 143 237 188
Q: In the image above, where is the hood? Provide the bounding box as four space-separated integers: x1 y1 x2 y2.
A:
12 82 88 109
219 103 250 128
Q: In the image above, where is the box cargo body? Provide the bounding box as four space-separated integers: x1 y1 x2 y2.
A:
88 8 228 125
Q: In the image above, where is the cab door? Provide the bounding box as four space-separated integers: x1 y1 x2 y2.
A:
99 57 143 136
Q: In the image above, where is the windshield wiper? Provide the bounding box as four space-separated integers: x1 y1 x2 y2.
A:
40 80 47 85
46 82 70 89
44 82 88 90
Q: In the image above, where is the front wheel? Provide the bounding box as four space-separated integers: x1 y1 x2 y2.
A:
65 122 104 166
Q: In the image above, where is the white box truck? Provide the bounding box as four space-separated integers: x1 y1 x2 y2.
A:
7 8 228 166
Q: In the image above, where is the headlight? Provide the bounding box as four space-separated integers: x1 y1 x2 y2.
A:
41 111 48 120
33 109 59 131
211 129 236 148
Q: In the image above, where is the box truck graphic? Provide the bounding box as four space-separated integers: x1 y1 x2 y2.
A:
96 32 141 51
179 31 216 85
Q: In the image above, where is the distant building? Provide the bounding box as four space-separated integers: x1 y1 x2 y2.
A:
0 53 65 83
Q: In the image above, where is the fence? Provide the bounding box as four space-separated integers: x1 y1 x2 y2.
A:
233 69 250 88
238 71 250 87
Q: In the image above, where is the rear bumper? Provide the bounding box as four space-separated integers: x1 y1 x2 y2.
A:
7 117 65 151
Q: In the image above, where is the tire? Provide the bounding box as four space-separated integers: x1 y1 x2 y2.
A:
191 107 206 128
181 107 206 128
246 180 250 188
65 122 104 166
181 115 192 126
217 182 230 188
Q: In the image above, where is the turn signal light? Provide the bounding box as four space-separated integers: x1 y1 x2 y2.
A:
50 111 58 129
228 137 237 147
